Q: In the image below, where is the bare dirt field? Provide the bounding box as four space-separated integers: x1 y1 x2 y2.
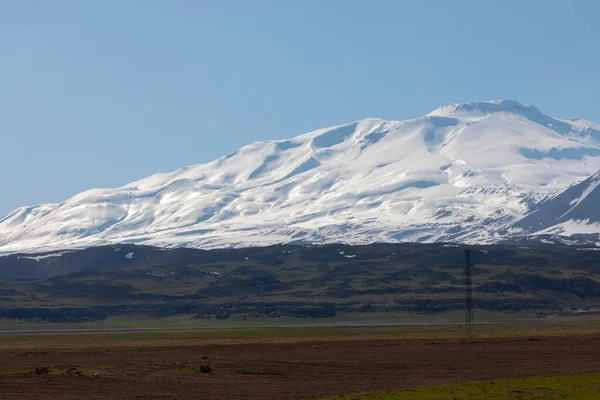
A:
2 326 600 399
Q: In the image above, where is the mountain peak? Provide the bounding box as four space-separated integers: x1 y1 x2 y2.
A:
2 100 600 254
427 99 541 118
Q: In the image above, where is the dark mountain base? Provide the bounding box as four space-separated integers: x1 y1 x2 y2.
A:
1 242 600 324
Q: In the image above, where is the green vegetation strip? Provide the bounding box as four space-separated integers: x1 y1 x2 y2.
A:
325 374 600 400
1 322 598 344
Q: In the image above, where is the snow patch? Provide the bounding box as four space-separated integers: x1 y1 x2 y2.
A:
199 269 220 275
19 251 74 262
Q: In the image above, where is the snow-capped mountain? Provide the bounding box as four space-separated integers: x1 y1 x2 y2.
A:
2 99 600 254
510 169 600 237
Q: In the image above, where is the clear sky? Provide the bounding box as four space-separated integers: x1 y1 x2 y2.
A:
1 0 599 216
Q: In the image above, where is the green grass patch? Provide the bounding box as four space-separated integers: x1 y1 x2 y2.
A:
0 369 36 376
137 363 205 373
325 374 600 399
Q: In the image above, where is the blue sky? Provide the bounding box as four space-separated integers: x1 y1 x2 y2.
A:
1 0 599 215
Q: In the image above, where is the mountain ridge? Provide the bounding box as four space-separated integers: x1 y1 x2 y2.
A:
510 168 600 237
2 99 600 254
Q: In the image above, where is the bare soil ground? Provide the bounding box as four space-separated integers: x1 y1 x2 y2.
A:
2 329 600 399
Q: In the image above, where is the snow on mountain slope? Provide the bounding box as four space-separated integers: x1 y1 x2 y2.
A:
510 169 600 236
2 99 600 254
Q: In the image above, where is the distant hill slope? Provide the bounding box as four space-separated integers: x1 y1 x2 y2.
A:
2 99 600 253
1 243 600 323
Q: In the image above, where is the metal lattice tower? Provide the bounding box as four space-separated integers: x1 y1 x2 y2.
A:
464 249 474 340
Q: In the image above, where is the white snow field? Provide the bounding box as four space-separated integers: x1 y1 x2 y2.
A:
1 100 600 254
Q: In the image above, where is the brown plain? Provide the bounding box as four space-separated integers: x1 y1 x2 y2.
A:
1 324 600 399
